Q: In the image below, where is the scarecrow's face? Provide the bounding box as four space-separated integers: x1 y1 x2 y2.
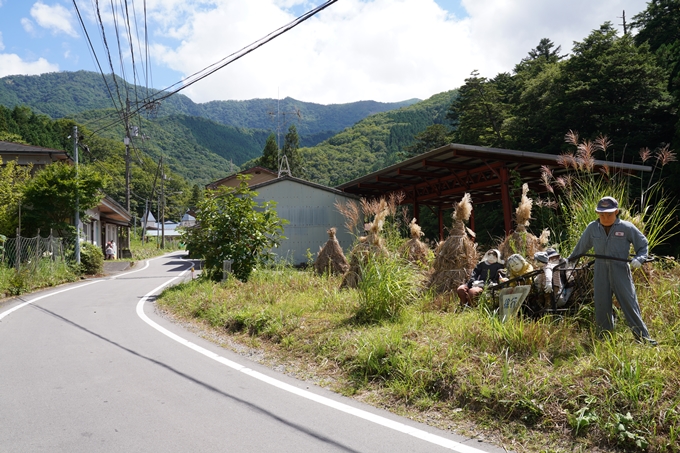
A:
507 254 526 274
597 210 619 227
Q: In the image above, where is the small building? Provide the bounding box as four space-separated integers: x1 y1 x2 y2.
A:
247 175 359 265
145 221 182 240
206 166 277 190
82 195 132 258
1 140 132 257
0 140 70 169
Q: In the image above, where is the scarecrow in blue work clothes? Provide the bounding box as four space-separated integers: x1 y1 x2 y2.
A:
567 196 656 345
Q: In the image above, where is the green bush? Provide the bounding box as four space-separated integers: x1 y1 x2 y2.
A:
79 241 104 275
181 177 287 282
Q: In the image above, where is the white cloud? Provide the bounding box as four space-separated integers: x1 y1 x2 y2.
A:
30 1 78 38
0 53 59 78
145 0 648 104
21 18 36 35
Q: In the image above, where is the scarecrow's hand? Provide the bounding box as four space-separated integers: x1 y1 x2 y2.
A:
630 259 642 269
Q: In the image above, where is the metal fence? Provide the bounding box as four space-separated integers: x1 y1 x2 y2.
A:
0 232 69 270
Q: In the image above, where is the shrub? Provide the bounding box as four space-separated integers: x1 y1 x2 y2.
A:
181 177 287 282
79 241 104 275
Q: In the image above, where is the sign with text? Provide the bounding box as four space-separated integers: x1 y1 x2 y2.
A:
498 285 531 322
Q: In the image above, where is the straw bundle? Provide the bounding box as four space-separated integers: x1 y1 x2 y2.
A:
314 228 349 275
428 193 478 294
400 218 430 265
340 200 390 289
498 184 549 259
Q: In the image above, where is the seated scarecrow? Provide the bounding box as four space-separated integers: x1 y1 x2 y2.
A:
457 249 504 307
499 253 534 286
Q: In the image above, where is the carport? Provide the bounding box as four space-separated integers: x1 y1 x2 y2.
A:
336 143 650 240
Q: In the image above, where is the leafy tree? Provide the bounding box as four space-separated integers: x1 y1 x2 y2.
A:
555 23 675 158
632 0 680 142
0 159 32 236
402 124 453 158
20 162 109 238
448 70 511 147
181 178 287 282
260 133 279 171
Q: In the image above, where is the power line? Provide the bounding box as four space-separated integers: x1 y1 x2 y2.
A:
81 0 339 138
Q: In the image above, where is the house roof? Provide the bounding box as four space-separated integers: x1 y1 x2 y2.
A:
336 143 651 236
249 174 360 199
206 166 277 189
100 195 132 226
0 140 71 165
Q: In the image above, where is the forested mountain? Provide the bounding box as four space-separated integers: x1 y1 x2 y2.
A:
0 71 417 144
72 108 268 184
296 90 458 186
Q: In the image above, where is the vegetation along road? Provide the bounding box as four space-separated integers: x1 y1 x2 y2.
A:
0 252 506 453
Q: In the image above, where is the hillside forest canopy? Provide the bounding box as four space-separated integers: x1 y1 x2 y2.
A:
0 2 679 253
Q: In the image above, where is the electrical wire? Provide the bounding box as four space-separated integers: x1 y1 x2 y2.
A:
83 0 338 137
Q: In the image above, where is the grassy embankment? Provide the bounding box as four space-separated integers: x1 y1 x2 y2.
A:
157 260 680 453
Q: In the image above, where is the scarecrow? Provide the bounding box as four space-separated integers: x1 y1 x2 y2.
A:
400 218 431 266
428 193 478 294
498 183 550 260
340 200 390 289
314 227 350 275
501 253 534 286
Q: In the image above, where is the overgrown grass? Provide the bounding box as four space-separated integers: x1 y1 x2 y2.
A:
0 259 79 297
128 236 183 261
157 262 680 453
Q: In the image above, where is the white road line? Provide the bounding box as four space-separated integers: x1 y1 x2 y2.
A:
136 276 488 453
0 259 153 322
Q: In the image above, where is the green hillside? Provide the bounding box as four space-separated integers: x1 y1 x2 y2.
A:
0 71 418 143
300 90 458 186
73 109 246 186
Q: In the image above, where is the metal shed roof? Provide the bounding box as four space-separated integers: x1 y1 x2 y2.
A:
336 143 651 237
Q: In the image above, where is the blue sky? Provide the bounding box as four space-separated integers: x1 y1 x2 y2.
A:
0 0 649 105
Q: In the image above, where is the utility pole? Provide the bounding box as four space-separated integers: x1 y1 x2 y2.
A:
73 125 81 264
124 99 131 213
160 157 165 249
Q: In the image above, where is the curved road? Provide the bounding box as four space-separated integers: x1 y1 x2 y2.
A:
0 253 507 453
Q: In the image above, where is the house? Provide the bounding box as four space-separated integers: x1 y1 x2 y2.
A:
1 140 132 258
145 221 182 242
82 196 132 258
246 175 360 265
206 166 277 190
0 140 70 168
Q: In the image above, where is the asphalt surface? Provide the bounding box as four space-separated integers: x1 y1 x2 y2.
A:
0 253 509 453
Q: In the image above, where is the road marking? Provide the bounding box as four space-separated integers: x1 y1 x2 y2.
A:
137 276 489 453
0 280 101 321
0 259 153 322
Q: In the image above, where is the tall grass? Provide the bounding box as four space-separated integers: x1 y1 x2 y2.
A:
540 133 679 254
156 260 680 452
0 259 78 297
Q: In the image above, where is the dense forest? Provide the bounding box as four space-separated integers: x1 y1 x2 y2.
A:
1 0 679 252
0 71 416 144
0 104 196 227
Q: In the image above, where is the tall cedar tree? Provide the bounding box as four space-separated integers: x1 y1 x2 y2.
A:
260 133 279 172
282 124 303 178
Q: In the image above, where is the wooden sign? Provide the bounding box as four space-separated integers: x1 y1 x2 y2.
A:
498 285 531 322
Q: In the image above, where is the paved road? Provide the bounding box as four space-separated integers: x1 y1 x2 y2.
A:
0 253 507 453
